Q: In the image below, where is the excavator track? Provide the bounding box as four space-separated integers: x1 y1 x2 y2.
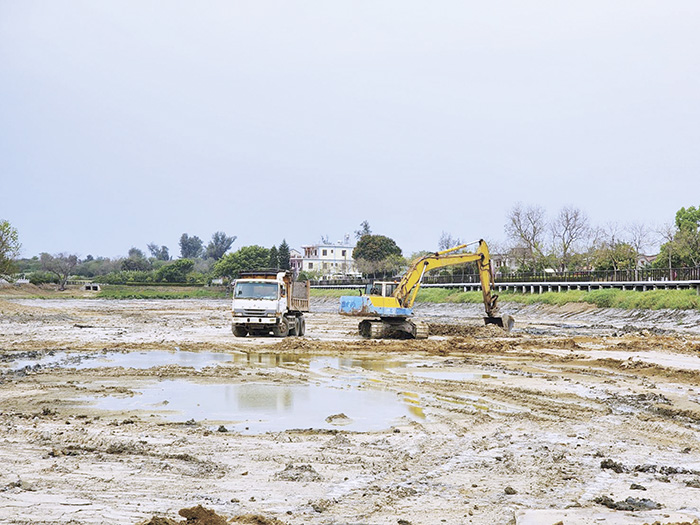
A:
359 319 385 339
412 320 429 339
359 318 429 339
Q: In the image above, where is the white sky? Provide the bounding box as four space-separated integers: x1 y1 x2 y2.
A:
1 1 699 258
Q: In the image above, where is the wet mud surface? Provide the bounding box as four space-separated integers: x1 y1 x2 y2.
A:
1 297 700 524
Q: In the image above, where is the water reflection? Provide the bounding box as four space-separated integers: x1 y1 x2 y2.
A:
88 379 424 433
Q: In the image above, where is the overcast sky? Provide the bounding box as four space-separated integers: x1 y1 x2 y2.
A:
2 1 699 259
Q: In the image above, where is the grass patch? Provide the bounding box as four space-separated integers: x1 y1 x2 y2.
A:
310 286 700 310
310 287 364 298
97 286 227 300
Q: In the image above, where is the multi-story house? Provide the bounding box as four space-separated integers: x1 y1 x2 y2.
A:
300 236 359 278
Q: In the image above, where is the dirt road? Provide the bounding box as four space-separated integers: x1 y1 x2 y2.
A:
1 297 700 524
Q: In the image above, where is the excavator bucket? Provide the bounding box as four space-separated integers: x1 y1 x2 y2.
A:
484 315 514 331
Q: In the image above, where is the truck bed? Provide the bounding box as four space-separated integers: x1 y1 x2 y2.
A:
290 281 310 312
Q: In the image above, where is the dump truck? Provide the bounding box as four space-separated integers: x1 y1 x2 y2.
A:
339 239 514 339
231 270 310 337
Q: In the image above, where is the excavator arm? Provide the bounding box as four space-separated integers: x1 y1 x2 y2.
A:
394 239 499 318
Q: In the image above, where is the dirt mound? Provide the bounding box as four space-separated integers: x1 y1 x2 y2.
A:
178 505 229 524
428 322 506 337
140 506 288 525
274 463 323 482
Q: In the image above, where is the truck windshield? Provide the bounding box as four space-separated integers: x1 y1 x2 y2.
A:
234 282 279 300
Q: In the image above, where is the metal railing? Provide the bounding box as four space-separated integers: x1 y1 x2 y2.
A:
309 267 700 287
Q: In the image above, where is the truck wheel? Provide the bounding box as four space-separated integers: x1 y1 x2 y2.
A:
298 317 306 336
287 317 298 336
272 320 289 337
232 325 248 337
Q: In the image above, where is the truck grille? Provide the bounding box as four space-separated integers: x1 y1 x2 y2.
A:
241 309 267 316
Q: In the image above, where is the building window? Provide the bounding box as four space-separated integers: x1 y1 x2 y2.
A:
342 250 346 257
308 262 313 269
322 249 327 256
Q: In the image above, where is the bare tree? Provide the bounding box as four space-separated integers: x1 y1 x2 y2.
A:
40 253 78 290
505 203 547 267
656 222 676 279
550 206 590 271
438 231 463 251
627 222 651 257
354 220 372 240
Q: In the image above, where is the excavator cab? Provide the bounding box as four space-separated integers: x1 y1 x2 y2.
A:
365 281 398 297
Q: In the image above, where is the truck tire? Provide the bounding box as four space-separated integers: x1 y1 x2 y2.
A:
298 316 306 336
287 316 298 336
232 325 248 337
272 320 289 337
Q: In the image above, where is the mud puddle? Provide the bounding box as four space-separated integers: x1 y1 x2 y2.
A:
2 349 235 372
82 378 424 433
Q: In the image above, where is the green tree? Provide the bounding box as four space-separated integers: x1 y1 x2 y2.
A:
278 239 291 270
355 253 405 279
675 206 700 231
122 247 151 271
213 246 270 279
155 259 195 282
147 243 170 261
593 242 637 273
0 220 21 278
205 231 236 260
654 207 700 270
40 253 78 290
353 234 402 262
179 233 204 259
268 245 279 268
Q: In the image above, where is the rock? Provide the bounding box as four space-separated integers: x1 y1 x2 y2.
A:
594 495 661 511
504 486 517 495
630 483 647 490
325 413 351 425
600 459 625 473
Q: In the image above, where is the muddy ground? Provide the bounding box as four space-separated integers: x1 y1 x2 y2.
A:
1 295 700 524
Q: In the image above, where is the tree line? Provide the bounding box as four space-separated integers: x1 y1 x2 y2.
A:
345 206 700 281
501 204 700 275
2 227 293 289
1 205 699 287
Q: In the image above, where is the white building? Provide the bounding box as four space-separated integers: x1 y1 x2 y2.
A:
300 236 359 278
289 249 303 275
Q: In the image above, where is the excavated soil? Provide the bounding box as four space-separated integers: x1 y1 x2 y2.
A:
1 297 700 524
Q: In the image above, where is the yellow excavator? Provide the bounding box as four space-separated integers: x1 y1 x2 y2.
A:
339 239 514 339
